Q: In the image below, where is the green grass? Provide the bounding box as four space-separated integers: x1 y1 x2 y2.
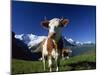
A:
12 53 96 75
60 53 96 71
12 59 43 74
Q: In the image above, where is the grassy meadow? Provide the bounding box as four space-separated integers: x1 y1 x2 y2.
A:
12 52 96 75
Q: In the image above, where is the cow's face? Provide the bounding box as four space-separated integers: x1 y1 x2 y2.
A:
41 18 69 38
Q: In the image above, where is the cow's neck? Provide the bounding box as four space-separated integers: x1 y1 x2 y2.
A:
48 31 63 47
55 32 63 50
55 31 62 43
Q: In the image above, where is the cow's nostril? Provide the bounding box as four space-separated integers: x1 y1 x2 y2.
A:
54 33 56 35
53 33 56 36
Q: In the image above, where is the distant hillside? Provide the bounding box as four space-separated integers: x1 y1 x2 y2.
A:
71 44 96 56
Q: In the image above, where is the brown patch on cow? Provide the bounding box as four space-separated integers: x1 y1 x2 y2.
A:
47 38 57 56
47 37 64 56
43 37 64 56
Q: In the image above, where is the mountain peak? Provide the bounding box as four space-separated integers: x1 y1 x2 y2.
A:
15 34 47 48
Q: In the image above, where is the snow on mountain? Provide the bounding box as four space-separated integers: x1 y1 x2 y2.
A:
28 35 46 48
15 34 24 40
15 34 47 48
15 34 94 49
64 37 75 45
76 41 93 45
83 41 92 44
67 38 74 43
76 41 83 45
64 36 93 46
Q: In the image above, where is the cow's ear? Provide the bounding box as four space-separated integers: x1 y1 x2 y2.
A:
60 19 69 27
41 21 49 29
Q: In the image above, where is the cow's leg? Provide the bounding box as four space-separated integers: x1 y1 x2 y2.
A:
57 52 62 69
48 56 52 72
42 53 45 71
55 53 58 71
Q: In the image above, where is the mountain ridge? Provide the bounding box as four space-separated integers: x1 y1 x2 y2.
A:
15 34 94 49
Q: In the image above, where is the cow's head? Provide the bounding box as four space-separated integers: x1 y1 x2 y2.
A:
41 17 69 38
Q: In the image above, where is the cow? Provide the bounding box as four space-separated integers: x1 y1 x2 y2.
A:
62 48 72 60
41 17 69 72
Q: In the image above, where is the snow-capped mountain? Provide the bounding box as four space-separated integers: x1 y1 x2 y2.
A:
15 34 94 49
66 38 74 43
15 34 46 48
64 36 94 46
64 37 77 46
15 34 24 41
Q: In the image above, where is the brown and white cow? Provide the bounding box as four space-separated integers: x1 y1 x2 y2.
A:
62 48 72 60
41 17 69 72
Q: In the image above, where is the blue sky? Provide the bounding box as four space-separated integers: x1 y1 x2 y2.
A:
12 1 96 43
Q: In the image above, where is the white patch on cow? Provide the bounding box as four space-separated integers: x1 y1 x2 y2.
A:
49 18 60 34
56 66 58 71
49 18 60 27
51 49 55 56
48 56 52 72
42 39 48 56
49 26 55 33
48 18 62 41
66 56 69 59
48 58 52 67
51 49 58 59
